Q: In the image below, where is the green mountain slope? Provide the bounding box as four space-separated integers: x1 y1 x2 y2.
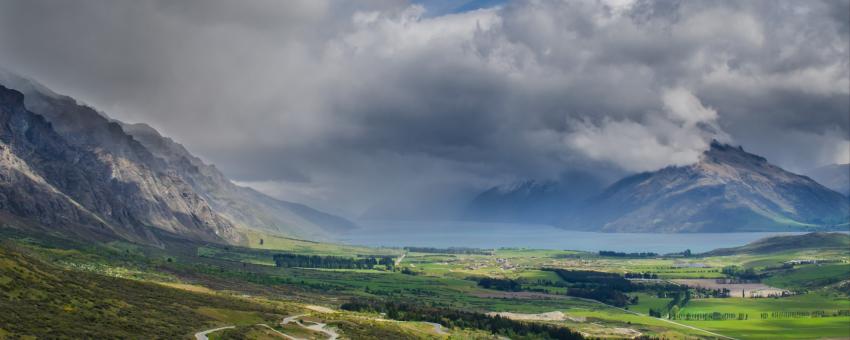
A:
0 242 282 339
704 232 850 256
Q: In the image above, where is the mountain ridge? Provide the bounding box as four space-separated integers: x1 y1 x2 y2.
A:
0 71 354 245
120 122 356 239
0 84 239 245
805 163 850 197
566 141 850 232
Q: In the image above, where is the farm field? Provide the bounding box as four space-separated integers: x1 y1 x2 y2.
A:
671 279 787 297
677 294 850 339
764 263 850 290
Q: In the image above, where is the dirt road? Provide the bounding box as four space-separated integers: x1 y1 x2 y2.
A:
282 314 339 340
194 326 235 340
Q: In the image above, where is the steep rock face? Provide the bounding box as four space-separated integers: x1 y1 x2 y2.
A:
121 122 355 240
566 142 850 232
805 163 850 197
1 70 354 242
0 84 239 245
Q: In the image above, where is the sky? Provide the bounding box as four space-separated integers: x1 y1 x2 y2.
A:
0 0 848 219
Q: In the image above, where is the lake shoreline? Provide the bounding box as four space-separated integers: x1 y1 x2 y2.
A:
335 220 829 253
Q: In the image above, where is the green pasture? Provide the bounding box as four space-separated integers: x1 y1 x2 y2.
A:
764 263 850 290
678 293 850 339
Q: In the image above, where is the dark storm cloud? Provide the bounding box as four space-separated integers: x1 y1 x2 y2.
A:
0 0 847 217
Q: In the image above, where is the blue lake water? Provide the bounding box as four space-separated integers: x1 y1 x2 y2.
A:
338 220 811 254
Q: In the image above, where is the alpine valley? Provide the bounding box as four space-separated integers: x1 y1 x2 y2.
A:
0 1 849 339
0 71 848 340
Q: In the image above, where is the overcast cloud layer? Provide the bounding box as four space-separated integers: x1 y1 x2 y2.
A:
1 0 848 218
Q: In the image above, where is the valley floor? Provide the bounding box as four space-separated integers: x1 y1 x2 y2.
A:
1 228 848 339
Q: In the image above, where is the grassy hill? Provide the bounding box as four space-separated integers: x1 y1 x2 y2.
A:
703 232 850 256
0 242 289 339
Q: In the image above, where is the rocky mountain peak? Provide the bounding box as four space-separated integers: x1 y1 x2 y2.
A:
703 140 767 166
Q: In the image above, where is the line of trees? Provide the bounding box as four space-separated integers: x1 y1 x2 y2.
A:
624 272 659 279
721 265 760 280
566 287 632 307
403 247 492 255
664 290 691 317
541 269 637 306
272 253 394 269
691 286 731 298
665 309 850 321
340 299 585 340
648 308 663 317
526 269 705 309
598 250 658 258
664 249 693 257
670 312 748 321
542 269 635 291
761 310 850 319
475 277 522 291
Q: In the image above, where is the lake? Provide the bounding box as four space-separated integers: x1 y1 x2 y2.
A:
337 220 809 254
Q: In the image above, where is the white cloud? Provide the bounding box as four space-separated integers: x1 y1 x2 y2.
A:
565 88 729 172
703 62 850 96
662 87 718 126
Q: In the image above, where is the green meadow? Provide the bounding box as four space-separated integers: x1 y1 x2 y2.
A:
1 227 848 339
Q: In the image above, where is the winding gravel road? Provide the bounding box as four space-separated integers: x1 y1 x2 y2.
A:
194 326 235 340
422 322 449 335
282 314 339 340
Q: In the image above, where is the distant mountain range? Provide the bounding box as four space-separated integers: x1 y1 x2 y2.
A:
0 71 353 246
468 142 849 232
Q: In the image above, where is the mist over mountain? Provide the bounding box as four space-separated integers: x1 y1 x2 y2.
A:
805 163 850 197
0 2 848 339
463 171 606 224
120 122 356 239
0 73 353 245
